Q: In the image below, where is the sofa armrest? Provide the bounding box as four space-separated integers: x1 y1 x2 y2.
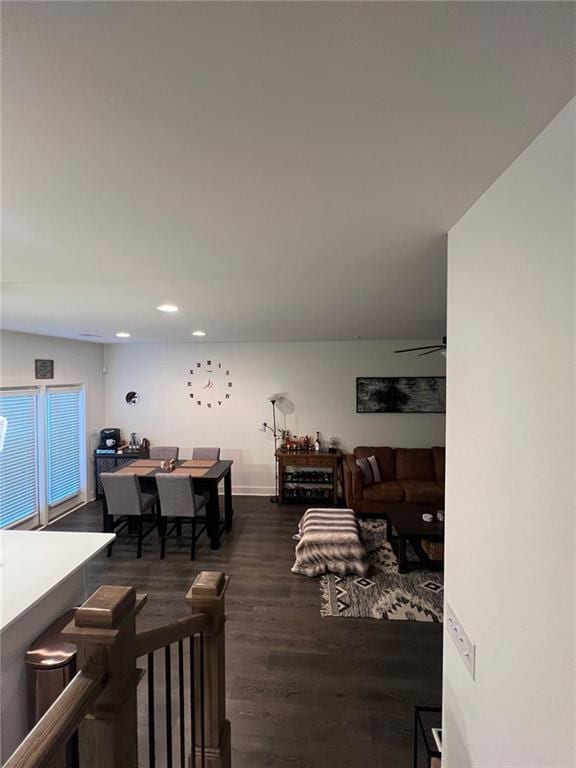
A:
343 454 364 503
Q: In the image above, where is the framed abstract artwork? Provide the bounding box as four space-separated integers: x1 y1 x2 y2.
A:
35 359 54 380
356 377 446 413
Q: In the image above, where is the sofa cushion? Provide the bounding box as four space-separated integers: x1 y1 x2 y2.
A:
400 480 444 505
353 447 395 479
343 456 365 500
432 446 445 480
363 481 405 503
395 448 436 481
356 455 381 486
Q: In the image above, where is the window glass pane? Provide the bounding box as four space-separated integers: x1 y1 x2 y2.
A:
47 390 82 507
0 394 39 527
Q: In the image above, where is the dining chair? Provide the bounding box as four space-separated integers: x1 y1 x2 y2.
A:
192 447 220 460
100 473 159 558
150 445 180 461
155 474 208 560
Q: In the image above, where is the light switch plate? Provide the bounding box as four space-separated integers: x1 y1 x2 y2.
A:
446 602 476 680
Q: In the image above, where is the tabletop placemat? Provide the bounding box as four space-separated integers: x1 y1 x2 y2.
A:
126 459 163 467
115 466 154 476
171 467 209 478
180 459 216 468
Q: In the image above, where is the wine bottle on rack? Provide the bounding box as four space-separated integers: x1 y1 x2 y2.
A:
314 431 321 452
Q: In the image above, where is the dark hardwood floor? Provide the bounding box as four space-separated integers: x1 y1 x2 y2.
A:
48 497 442 767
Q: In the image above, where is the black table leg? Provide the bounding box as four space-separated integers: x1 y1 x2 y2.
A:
102 495 108 532
397 536 408 574
207 484 221 550
413 708 419 768
102 497 115 557
224 469 233 532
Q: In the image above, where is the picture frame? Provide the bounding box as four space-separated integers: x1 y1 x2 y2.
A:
35 359 54 380
356 376 446 414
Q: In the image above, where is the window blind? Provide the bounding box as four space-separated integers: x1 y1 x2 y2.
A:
0 392 39 528
46 389 82 507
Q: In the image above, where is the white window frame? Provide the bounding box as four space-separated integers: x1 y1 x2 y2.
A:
0 387 41 530
44 385 87 522
0 384 88 529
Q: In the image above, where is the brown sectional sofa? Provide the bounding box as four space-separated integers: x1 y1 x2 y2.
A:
343 446 445 517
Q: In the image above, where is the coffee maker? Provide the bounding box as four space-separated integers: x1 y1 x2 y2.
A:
96 428 121 453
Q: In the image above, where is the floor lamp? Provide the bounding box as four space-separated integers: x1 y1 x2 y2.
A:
262 397 280 503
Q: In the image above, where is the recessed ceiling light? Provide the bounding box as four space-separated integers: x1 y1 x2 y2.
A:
156 304 179 313
192 330 206 337
116 332 131 338
78 332 102 338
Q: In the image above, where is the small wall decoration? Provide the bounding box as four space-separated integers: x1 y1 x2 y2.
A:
356 377 446 413
186 361 232 408
35 359 54 379
125 391 140 406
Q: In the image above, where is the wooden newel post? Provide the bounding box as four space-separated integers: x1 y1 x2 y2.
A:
186 572 231 768
61 585 145 768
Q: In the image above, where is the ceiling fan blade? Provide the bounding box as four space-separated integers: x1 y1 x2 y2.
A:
418 348 443 356
394 344 444 354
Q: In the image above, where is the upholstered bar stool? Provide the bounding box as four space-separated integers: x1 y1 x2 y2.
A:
149 445 180 461
100 473 159 558
155 474 208 560
192 447 220 460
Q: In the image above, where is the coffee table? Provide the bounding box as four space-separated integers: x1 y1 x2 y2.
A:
386 505 444 574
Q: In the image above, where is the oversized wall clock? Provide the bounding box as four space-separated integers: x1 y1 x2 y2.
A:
186 361 232 408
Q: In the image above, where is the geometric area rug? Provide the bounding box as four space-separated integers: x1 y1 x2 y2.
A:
320 520 443 622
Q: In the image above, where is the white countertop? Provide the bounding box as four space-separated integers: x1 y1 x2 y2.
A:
0 530 115 632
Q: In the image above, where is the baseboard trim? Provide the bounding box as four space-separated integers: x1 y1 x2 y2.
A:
230 486 275 496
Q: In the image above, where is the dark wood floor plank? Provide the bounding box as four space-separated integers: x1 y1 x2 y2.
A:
47 496 442 766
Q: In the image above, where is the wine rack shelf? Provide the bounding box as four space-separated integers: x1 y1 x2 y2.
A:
275 450 342 506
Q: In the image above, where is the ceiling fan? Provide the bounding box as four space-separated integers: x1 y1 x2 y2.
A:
395 336 447 357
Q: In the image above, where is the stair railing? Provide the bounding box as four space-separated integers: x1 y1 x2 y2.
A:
3 572 231 768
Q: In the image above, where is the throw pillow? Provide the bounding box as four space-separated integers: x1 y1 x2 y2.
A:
356 455 382 485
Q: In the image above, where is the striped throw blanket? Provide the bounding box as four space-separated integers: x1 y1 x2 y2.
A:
291 508 368 578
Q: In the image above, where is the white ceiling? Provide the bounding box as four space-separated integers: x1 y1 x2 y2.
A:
2 2 575 344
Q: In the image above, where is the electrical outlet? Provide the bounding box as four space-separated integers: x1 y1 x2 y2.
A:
446 603 476 680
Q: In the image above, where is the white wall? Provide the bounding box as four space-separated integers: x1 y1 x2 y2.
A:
0 331 105 502
103 340 446 494
444 99 575 767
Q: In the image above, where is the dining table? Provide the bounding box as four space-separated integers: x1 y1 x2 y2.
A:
102 458 234 550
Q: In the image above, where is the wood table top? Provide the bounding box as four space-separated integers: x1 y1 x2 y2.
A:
113 458 233 481
386 505 444 537
275 449 341 458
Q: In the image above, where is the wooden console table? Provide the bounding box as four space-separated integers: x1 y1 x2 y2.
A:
276 450 342 506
